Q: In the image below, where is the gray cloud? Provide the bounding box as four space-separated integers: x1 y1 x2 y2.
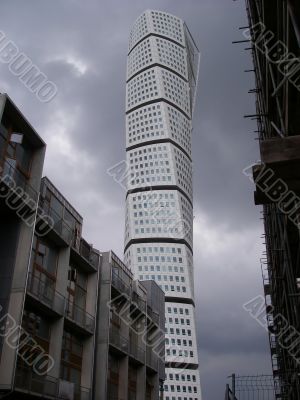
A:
0 1 272 398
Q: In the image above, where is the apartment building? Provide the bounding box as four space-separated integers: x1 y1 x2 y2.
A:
94 251 165 400
244 1 300 398
0 150 100 398
0 92 47 394
0 93 165 400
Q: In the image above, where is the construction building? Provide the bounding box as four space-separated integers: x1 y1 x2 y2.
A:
243 1 300 398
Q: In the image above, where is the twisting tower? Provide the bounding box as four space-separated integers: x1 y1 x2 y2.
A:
124 10 201 399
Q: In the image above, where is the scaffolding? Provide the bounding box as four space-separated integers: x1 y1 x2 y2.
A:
237 0 300 399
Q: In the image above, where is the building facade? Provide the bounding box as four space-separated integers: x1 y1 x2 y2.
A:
244 1 300 399
94 251 165 400
0 115 101 400
0 94 164 400
124 10 202 400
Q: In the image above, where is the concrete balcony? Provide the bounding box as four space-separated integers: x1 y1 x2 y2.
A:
65 301 95 336
15 366 91 400
15 367 57 398
0 94 45 211
146 347 159 371
26 272 65 317
109 325 129 355
129 330 145 364
129 342 145 364
71 237 100 273
147 305 160 326
111 270 131 297
38 199 73 247
253 135 300 205
0 151 38 220
132 290 146 314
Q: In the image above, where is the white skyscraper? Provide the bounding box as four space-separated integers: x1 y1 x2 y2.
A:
124 10 201 399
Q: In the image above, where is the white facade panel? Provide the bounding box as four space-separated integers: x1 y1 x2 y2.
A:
126 66 191 117
127 36 188 80
124 243 194 301
126 102 192 157
164 367 202 400
128 10 185 52
124 190 193 248
126 143 192 199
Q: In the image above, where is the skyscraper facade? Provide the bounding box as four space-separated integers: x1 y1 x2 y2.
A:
124 10 202 400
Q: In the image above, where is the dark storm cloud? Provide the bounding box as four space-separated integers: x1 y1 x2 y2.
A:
0 1 271 398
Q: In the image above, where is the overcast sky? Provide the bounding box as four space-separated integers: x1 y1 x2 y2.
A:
0 1 273 398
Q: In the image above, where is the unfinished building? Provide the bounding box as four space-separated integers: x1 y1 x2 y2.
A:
244 0 300 398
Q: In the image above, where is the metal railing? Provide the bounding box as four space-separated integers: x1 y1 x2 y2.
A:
109 326 129 353
27 273 94 333
73 384 90 400
132 291 146 313
15 368 58 398
72 237 99 270
146 347 158 370
147 306 160 325
27 272 65 315
129 340 145 363
0 147 38 203
39 199 73 244
15 367 91 400
111 270 131 296
65 301 95 333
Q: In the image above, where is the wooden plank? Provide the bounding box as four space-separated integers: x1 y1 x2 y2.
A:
254 190 272 205
261 136 300 164
252 162 300 182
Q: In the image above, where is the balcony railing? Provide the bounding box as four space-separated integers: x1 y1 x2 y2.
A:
146 347 158 370
64 381 91 400
72 237 99 270
129 342 145 363
39 200 73 245
109 326 129 353
132 291 146 313
147 305 160 326
27 272 65 315
15 367 57 398
0 153 38 204
15 367 91 400
111 270 131 296
65 301 95 334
